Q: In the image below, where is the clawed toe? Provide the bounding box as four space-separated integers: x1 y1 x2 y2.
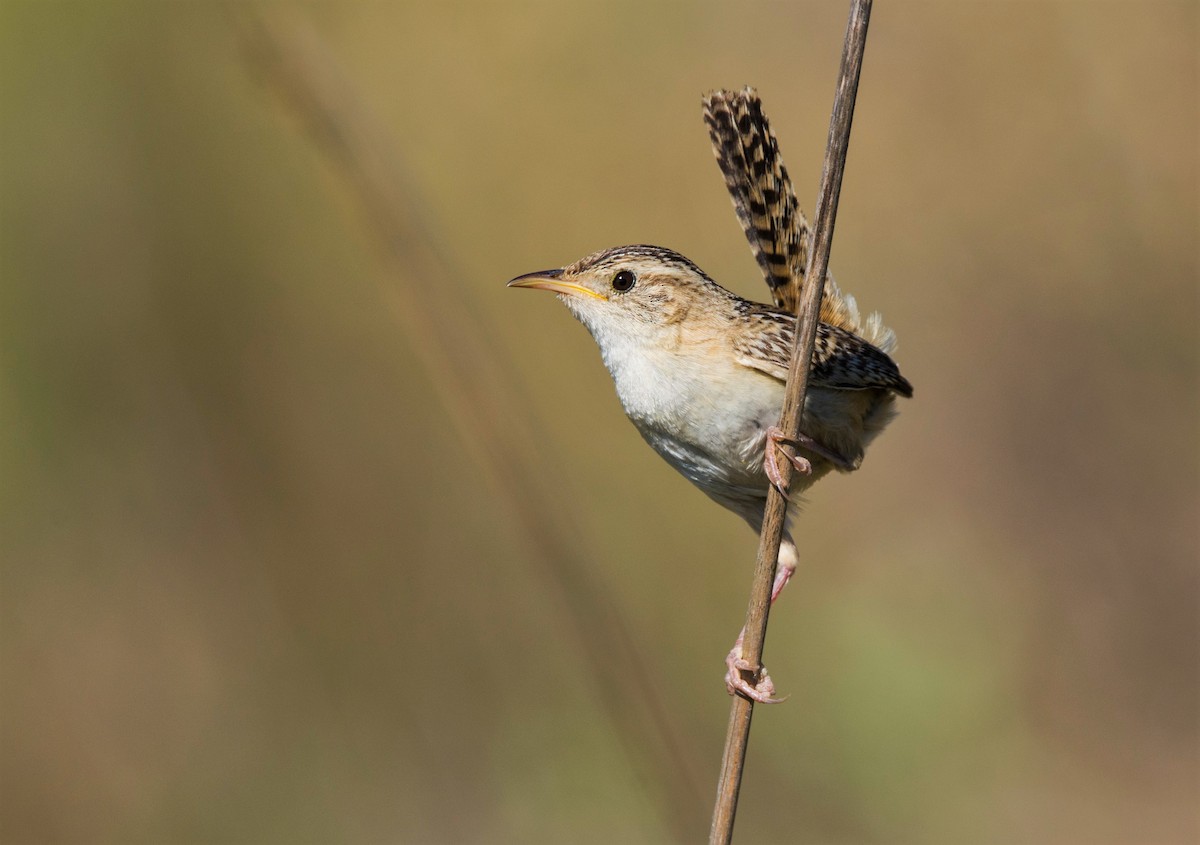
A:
765 426 813 494
725 650 788 704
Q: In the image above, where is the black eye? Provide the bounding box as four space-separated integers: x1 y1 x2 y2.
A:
611 270 636 292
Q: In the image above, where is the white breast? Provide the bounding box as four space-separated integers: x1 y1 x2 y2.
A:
600 337 783 496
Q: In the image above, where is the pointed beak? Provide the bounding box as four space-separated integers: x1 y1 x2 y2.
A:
507 269 607 301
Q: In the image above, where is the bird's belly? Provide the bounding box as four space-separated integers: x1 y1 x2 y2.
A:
636 425 763 491
629 375 782 499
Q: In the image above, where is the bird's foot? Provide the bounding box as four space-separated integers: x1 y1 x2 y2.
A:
725 640 788 704
765 426 859 493
764 425 813 495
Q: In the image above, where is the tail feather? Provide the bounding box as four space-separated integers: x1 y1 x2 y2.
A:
702 87 895 351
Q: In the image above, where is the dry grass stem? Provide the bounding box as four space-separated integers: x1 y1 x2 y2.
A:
709 1 874 841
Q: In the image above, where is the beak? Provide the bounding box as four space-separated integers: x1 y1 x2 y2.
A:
507 269 607 301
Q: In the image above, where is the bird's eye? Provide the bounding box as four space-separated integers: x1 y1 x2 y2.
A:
611 270 636 292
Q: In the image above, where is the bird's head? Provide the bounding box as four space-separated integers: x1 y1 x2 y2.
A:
507 245 732 349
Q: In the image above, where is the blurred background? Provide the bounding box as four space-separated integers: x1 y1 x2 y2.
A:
1 2 1196 843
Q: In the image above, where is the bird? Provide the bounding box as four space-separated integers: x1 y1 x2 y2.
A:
508 244 912 701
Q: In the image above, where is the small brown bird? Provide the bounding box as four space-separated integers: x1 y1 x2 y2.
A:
509 244 911 701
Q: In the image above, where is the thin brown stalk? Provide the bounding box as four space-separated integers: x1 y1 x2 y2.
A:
709 1 874 842
233 8 708 840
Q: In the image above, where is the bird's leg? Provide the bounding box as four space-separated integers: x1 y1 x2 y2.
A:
725 534 798 703
764 426 855 493
764 426 812 494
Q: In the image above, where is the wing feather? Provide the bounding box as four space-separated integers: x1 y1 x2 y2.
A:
732 307 913 397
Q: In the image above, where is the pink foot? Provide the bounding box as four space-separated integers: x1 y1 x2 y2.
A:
765 425 813 494
724 634 788 704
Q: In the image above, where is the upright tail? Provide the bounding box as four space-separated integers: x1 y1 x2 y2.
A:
701 87 897 354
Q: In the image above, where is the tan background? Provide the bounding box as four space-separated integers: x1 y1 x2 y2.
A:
2 2 1196 843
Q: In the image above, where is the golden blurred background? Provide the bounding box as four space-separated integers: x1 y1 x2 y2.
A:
1 2 1196 843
